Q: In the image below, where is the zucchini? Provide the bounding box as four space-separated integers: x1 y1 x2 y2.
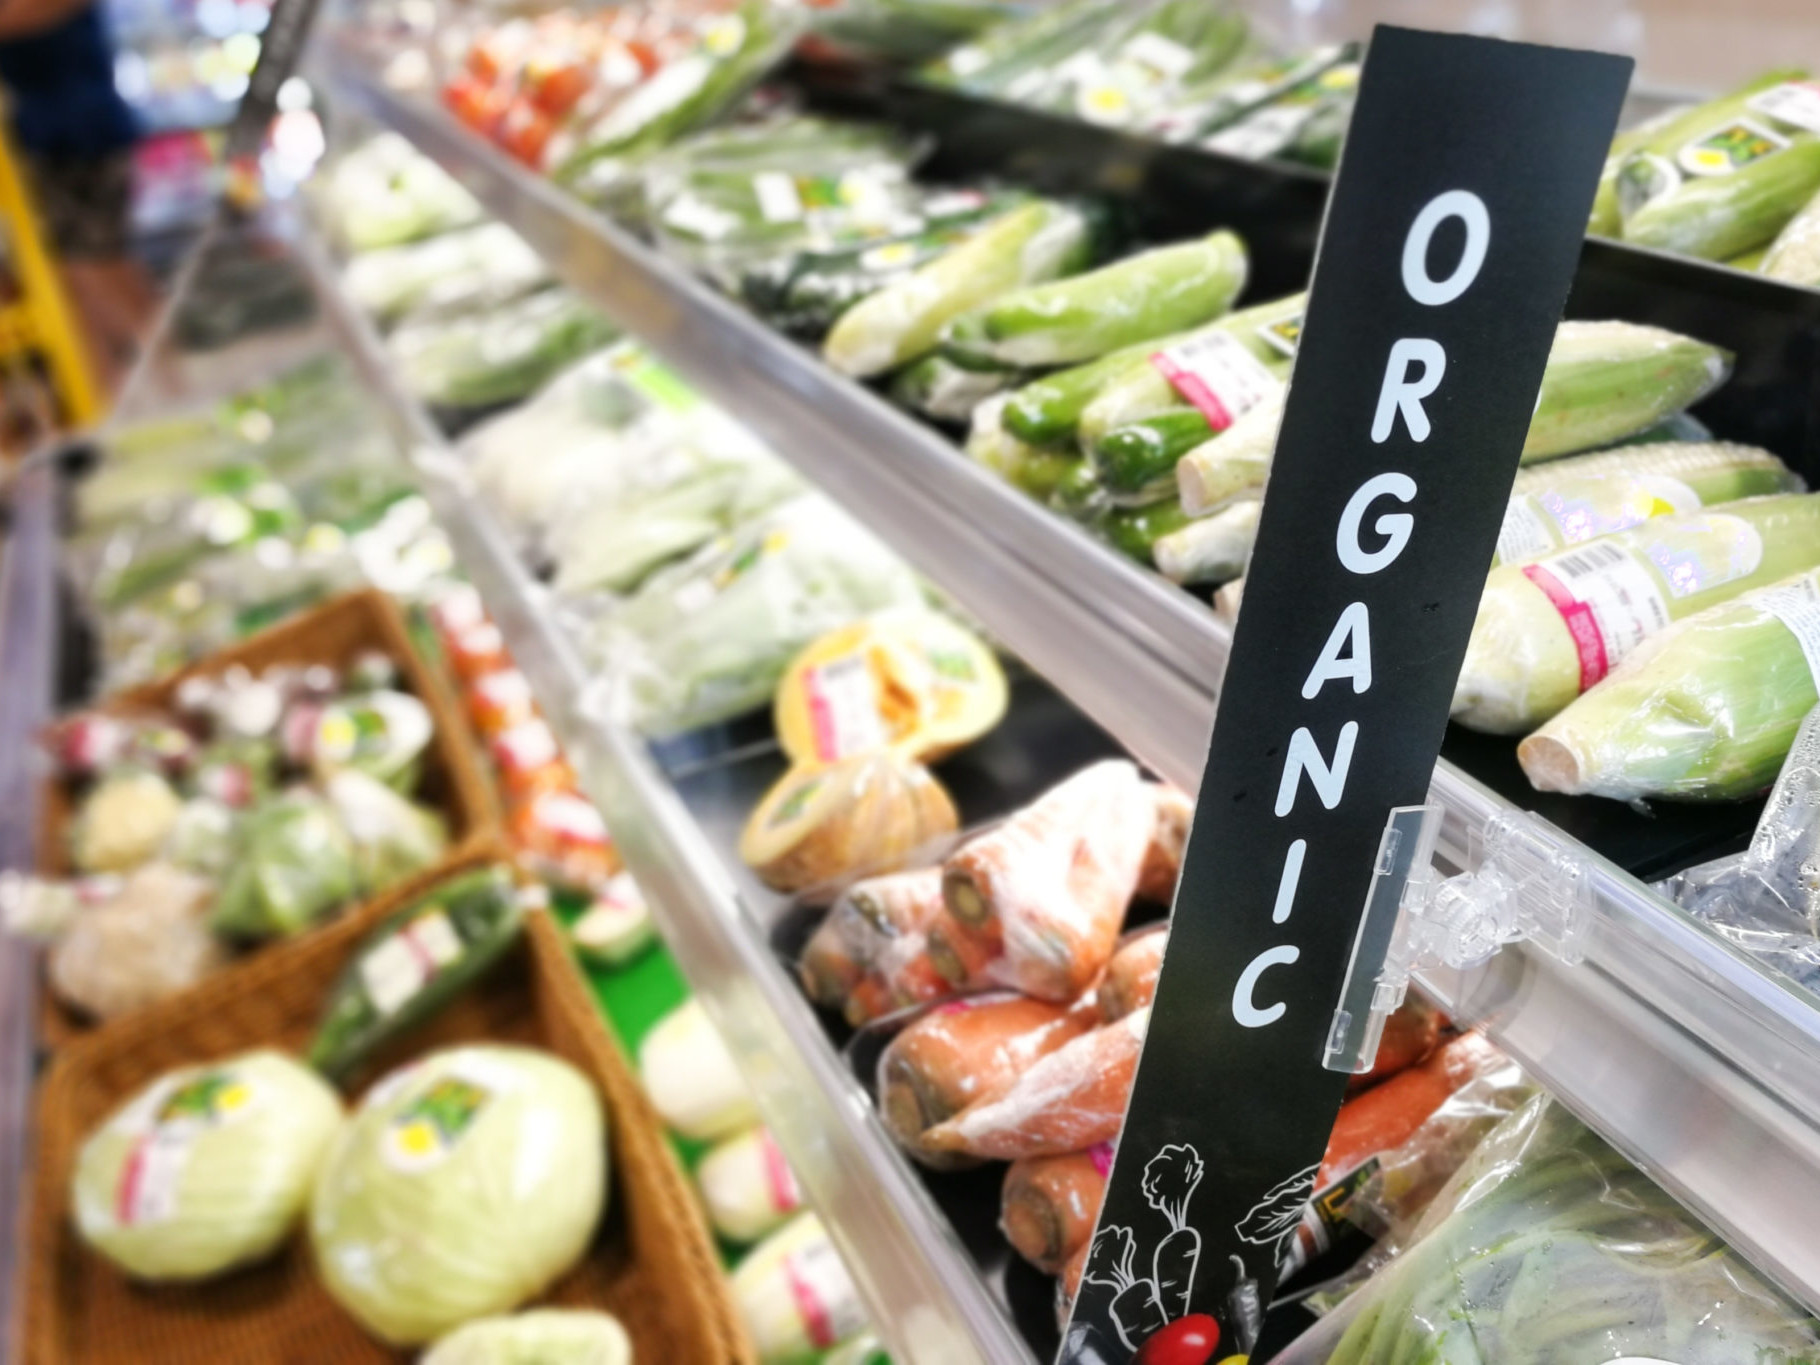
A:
823 201 1097 377
940 230 1248 369
306 866 524 1082
999 329 1195 446
964 395 1082 499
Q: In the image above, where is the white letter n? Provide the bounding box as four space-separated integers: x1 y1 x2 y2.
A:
1275 722 1360 816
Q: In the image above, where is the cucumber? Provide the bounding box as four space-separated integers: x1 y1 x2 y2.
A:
1077 291 1302 443
940 230 1249 369
823 201 1097 377
306 866 525 1082
1102 496 1194 563
1091 409 1215 493
964 394 1083 499
1000 330 1195 446
1622 137 1820 262
1050 459 1111 520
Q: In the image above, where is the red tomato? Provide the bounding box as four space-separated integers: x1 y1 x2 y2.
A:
1133 1315 1221 1365
525 59 590 117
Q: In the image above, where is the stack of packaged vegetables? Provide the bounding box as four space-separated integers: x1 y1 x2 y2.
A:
7 655 453 1024
1591 70 1820 282
442 0 801 199
68 358 453 691
920 0 1357 167
637 996 886 1362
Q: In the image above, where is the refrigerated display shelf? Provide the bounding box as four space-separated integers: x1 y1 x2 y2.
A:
310 52 1820 1341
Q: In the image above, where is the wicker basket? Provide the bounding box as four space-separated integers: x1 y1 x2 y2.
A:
24 848 754 1365
36 587 500 1045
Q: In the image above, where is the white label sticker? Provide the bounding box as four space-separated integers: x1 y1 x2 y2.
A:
1496 497 1558 564
1522 541 1671 688
946 46 987 77
753 171 803 224
113 1070 259 1226
804 652 887 762
360 910 465 1017
1756 576 1820 691
661 193 741 241
1750 80 1820 134
782 1237 866 1349
1150 331 1283 430
1121 32 1195 81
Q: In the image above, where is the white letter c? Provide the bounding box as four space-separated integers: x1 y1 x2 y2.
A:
1233 945 1301 1028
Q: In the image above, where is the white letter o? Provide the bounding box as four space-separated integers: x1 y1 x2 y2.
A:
1402 190 1490 306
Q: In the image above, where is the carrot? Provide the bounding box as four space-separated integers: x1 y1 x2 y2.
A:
1344 996 1443 1095
1001 1145 1112 1274
1137 784 1193 903
921 1007 1148 1160
1057 1238 1089 1326
799 868 944 1013
845 932 961 1026
878 994 1099 1165
1100 925 1167 1022
942 760 1155 1001
1319 1032 1503 1184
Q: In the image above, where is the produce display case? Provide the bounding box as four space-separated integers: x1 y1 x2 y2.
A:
7 2 1820 1362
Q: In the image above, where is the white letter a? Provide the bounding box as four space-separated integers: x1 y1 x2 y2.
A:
1302 602 1373 699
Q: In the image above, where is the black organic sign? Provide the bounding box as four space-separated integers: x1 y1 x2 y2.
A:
1060 26 1629 1364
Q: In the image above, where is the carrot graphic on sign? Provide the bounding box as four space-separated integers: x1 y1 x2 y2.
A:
1142 1144 1205 1318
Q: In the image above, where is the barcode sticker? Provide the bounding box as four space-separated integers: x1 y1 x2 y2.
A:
804 652 886 762
1496 498 1558 565
1756 576 1820 691
1150 331 1283 430
1522 542 1670 689
753 171 803 224
1751 80 1820 134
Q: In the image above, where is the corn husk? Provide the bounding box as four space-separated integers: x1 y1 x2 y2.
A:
1453 493 1820 734
1521 567 1820 801
1762 185 1820 285
1493 441 1799 565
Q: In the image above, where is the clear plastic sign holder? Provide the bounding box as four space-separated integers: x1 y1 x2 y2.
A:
1326 801 1596 1074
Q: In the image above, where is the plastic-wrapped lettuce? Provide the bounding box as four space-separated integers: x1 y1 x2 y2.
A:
421 1309 632 1364
1313 1095 1820 1364
590 494 925 736
343 223 551 328
74 1050 343 1280
210 789 358 940
639 999 758 1142
324 770 448 893
311 1045 606 1346
321 133 482 252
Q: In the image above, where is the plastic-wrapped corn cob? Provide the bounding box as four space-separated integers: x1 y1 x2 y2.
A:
1615 71 1820 261
1521 567 1820 801
1762 186 1820 284
1453 493 1820 734
1492 442 1799 565
823 201 1096 377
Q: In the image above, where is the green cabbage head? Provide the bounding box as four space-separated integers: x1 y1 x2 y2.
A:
73 1049 343 1280
422 1308 633 1364
311 1044 607 1345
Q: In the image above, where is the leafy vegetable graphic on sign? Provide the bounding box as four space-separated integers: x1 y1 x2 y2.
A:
1086 1145 1221 1359
1232 1162 1319 1254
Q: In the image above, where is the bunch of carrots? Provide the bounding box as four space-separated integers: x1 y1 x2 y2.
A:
794 757 1512 1320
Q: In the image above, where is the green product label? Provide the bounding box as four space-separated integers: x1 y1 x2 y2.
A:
1677 118 1790 177
385 1075 491 1171
1257 312 1303 359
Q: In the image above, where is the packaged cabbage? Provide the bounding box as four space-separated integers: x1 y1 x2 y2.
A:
74 1050 343 1280
639 999 758 1142
311 1045 606 1346
1316 1095 1820 1365
388 289 621 410
323 770 448 893
421 1309 633 1365
594 494 925 735
343 224 551 328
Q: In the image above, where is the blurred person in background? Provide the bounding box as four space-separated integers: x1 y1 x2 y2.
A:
0 0 158 395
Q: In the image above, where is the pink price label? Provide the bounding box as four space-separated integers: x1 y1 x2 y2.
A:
1521 562 1610 690
1149 330 1279 432
1088 1142 1115 1177
759 1131 802 1213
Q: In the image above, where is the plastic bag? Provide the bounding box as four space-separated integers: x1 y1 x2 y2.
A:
1278 1094 1820 1364
343 222 551 329
324 770 449 894
48 863 224 1021
585 493 926 735
209 790 358 940
1661 703 1820 989
388 288 621 410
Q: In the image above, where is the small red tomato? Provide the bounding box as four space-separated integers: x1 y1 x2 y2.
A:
1133 1315 1221 1365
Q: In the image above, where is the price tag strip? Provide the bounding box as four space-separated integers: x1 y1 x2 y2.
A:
1059 27 1629 1363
